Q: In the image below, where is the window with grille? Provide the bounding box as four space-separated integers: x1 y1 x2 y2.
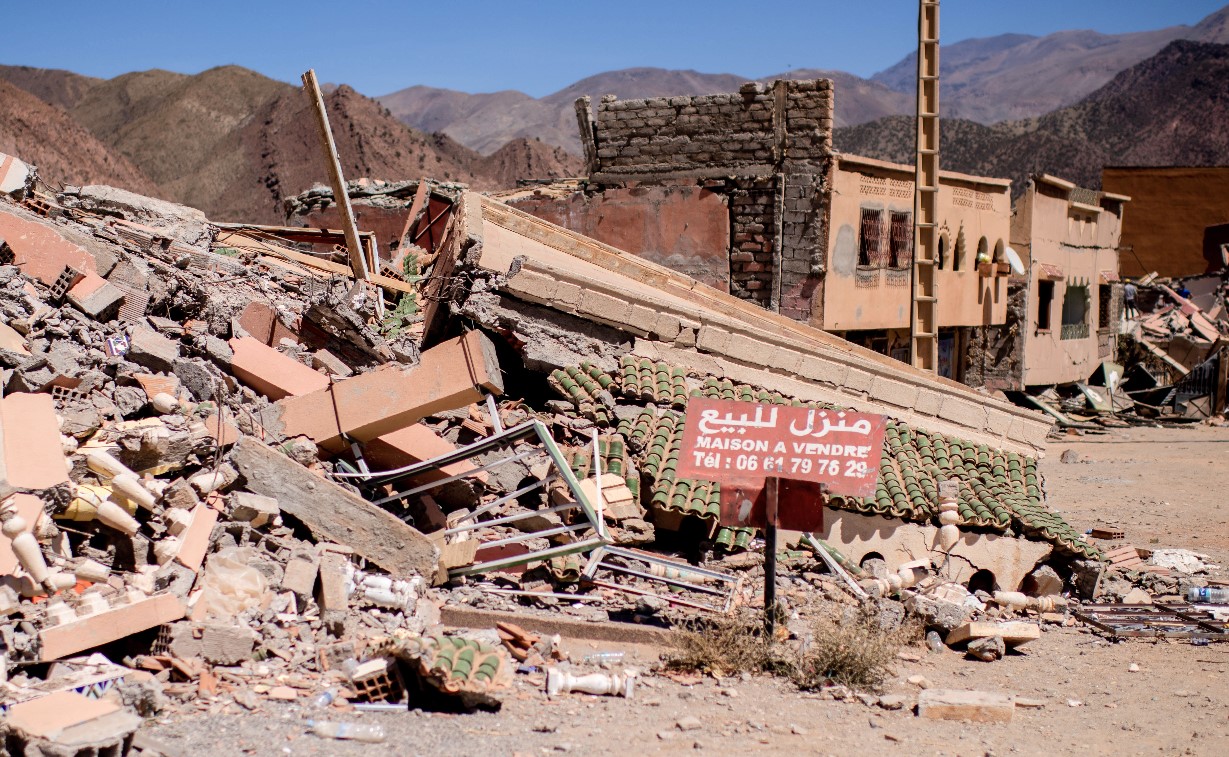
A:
1061 284 1089 340
888 211 912 268
858 208 883 267
1098 284 1111 329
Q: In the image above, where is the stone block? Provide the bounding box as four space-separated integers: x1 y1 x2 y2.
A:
842 366 874 393
868 376 920 409
913 388 943 417
798 354 847 386
127 327 180 373
917 689 1014 723
695 324 731 354
939 396 988 431
579 290 633 325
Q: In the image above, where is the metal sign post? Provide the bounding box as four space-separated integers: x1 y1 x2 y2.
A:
763 476 779 634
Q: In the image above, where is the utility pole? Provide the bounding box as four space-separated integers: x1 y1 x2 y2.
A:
910 0 940 372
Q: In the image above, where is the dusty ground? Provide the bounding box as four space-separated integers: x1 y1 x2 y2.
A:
144 425 1229 757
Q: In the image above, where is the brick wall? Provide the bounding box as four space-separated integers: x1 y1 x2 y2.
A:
569 79 833 322
728 178 776 307
585 80 833 176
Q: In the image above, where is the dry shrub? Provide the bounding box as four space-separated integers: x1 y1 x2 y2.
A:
664 613 778 676
790 608 919 692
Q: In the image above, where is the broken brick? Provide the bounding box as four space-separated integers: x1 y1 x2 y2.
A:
227 336 329 401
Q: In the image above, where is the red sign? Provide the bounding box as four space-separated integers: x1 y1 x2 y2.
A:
678 398 886 498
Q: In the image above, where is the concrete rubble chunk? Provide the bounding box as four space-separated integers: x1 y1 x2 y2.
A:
127 326 181 372
231 436 438 578
58 184 213 248
264 330 503 452
3 690 142 753
167 621 258 665
230 491 280 528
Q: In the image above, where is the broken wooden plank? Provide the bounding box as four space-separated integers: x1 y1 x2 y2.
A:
231 436 437 578
946 621 1040 647
213 231 415 295
917 689 1014 723
39 593 185 662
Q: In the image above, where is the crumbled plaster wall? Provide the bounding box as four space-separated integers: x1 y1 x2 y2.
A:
963 282 1026 391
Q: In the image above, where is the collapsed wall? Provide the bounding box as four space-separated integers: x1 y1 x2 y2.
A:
425 192 1052 455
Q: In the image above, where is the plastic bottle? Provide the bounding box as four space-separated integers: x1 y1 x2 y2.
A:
582 651 625 664
307 720 386 743
1187 587 1229 604
310 688 338 708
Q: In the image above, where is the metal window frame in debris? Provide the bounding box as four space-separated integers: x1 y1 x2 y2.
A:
581 545 743 614
1074 603 1229 640
340 419 610 578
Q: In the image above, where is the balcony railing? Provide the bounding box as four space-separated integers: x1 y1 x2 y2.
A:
1060 321 1089 340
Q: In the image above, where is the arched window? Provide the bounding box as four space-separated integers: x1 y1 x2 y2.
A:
937 233 948 270
993 239 1005 263
976 236 989 265
953 226 966 271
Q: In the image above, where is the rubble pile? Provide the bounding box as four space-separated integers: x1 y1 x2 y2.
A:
0 156 1224 752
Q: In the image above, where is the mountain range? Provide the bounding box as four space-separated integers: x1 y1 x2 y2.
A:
0 6 1227 222
379 6 1229 155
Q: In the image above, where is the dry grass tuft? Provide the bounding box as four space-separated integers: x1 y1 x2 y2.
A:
664 613 779 677
791 608 919 692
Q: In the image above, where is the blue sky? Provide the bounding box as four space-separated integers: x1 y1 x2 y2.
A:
4 1 1224 97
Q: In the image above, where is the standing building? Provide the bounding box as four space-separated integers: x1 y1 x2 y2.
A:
982 174 1128 389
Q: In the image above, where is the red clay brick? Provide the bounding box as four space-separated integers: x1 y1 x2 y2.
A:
228 336 329 401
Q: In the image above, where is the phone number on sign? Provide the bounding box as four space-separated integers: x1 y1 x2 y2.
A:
690 451 873 479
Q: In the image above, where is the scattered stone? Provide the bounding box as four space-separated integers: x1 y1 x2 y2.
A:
966 635 1006 662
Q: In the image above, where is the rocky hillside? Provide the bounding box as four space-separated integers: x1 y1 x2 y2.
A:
380 5 1229 156
835 40 1229 193
0 78 158 193
0 66 576 223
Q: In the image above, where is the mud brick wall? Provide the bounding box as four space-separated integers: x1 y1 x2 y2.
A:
779 171 828 322
588 80 833 175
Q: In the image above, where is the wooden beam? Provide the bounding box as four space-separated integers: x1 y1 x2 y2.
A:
300 69 381 317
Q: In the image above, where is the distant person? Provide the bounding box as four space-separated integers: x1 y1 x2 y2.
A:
1123 281 1138 320
1177 283 1192 300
